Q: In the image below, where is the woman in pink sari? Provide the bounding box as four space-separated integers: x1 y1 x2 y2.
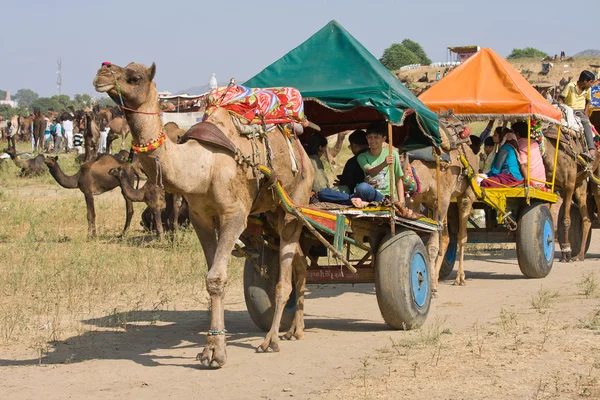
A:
512 121 546 188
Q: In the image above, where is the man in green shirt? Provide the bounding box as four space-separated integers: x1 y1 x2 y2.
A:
352 122 405 208
559 70 596 158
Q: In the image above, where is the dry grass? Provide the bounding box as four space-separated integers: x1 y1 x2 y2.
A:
0 143 244 350
325 301 600 399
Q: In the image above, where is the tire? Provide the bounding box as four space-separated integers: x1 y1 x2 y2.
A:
438 240 457 280
516 204 554 278
243 247 295 332
375 230 431 330
557 205 591 257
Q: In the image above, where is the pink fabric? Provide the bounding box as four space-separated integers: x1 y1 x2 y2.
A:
517 138 547 187
480 173 522 188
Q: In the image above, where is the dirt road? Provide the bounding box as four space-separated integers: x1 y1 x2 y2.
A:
1 243 599 399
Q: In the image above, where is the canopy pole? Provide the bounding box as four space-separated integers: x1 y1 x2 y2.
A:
551 125 561 193
388 122 395 236
527 117 531 191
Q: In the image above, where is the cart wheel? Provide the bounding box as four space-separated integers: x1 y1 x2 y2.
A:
439 240 457 280
516 204 554 278
557 205 591 257
375 230 431 330
243 247 294 332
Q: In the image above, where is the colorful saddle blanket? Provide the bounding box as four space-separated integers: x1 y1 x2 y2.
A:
204 84 306 126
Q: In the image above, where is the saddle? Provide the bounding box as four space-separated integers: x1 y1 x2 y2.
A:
178 121 238 155
544 125 576 147
404 146 451 163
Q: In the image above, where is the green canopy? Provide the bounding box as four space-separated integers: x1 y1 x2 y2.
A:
243 20 440 147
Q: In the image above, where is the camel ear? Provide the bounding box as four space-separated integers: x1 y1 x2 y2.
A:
149 63 156 81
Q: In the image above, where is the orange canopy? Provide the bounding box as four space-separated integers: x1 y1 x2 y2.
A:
419 48 561 124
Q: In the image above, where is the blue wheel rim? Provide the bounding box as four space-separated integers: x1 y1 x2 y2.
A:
284 286 296 312
445 241 457 265
543 218 554 263
411 250 428 308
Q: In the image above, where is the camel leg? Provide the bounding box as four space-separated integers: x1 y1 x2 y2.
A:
573 184 591 261
454 196 472 286
154 207 164 241
257 214 302 353
560 189 574 262
195 210 246 368
121 198 134 237
172 195 181 232
282 249 308 341
84 192 97 238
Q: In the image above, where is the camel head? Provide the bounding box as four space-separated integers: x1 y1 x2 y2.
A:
44 156 57 169
93 62 157 109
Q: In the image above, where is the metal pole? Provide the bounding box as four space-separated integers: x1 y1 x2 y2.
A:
388 122 395 236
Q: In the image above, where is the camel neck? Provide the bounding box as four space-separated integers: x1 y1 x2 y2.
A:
121 94 162 146
49 162 80 189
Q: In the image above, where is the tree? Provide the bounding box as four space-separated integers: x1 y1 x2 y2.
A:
30 97 65 113
94 96 116 108
507 47 549 59
51 94 72 109
380 43 420 71
13 89 39 107
73 94 92 109
0 89 6 100
402 39 431 65
0 104 17 120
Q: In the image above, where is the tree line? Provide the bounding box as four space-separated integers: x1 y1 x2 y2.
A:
0 88 115 120
379 39 550 71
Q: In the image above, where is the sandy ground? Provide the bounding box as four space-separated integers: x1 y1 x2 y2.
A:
1 240 599 399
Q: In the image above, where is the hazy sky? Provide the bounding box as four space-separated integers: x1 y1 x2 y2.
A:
0 0 593 99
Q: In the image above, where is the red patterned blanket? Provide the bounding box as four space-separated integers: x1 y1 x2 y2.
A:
203 84 306 126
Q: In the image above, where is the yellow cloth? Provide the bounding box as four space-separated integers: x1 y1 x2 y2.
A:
561 82 591 110
310 155 330 193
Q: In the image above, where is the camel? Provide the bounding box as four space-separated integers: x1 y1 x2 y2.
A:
405 113 478 294
163 121 186 142
5 147 46 177
109 166 166 239
324 130 349 167
44 154 136 238
83 111 101 162
18 115 34 142
543 129 599 261
106 117 131 152
141 194 190 234
32 109 46 153
94 61 314 368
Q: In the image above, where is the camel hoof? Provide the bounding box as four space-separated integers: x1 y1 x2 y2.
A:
209 360 222 369
432 289 439 298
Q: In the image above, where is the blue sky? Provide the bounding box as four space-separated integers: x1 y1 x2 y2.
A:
0 0 592 98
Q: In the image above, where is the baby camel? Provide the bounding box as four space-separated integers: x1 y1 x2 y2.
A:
109 166 166 239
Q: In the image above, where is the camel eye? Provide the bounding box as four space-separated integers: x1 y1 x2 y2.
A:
127 76 141 84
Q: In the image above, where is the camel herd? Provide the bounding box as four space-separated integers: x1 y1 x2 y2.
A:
2 60 598 369
3 104 189 239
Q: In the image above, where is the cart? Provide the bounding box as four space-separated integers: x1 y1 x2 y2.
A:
239 180 439 331
237 20 446 332
420 48 562 279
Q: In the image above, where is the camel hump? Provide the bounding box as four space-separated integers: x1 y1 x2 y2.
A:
179 121 238 155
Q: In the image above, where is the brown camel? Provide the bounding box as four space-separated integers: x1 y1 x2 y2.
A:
106 117 131 152
32 109 46 153
83 111 101 162
543 130 599 261
44 154 135 238
163 121 186 142
108 166 166 239
406 114 478 294
324 130 349 166
5 147 46 177
94 61 314 368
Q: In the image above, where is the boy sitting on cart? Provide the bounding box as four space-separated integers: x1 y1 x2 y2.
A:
352 123 419 218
